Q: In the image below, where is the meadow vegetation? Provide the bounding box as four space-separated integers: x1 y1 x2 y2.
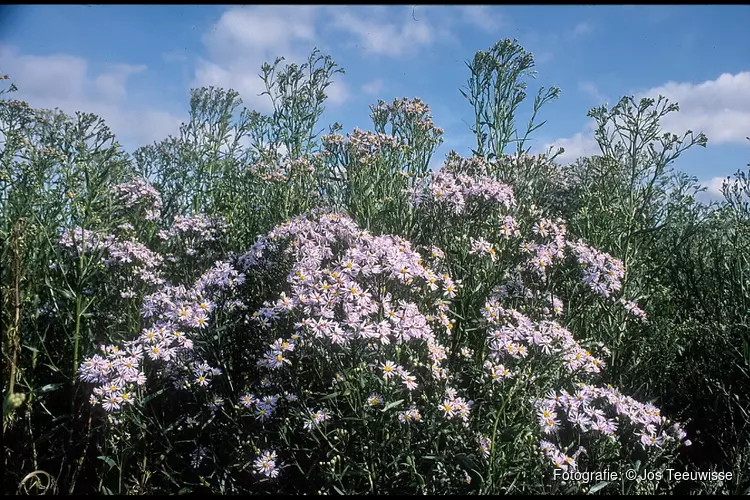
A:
2 39 749 495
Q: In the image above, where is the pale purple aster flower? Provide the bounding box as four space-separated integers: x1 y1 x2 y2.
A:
253 450 280 478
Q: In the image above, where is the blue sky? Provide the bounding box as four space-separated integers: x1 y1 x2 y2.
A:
1 5 748 199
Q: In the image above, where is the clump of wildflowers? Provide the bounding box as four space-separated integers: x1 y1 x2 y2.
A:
439 387 473 426
482 297 606 377
79 258 240 411
398 406 423 424
162 214 229 257
111 177 163 221
239 212 459 391
621 299 648 323
58 227 165 297
410 169 516 214
567 240 625 298
534 384 690 472
303 408 331 431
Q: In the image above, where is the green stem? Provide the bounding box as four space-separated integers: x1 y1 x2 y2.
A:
73 294 82 377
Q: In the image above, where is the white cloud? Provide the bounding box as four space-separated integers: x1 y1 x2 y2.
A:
194 6 349 113
327 6 436 58
572 22 593 37
0 46 183 150
579 81 609 105
326 80 350 106
641 71 750 146
696 175 749 203
457 6 505 33
94 63 147 102
546 131 600 163
542 117 601 163
362 78 385 97
703 176 729 198
548 71 750 164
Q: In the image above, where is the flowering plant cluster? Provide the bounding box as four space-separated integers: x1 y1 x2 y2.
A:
70 168 685 493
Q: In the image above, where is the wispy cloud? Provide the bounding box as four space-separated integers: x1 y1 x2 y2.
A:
549 71 750 163
703 176 729 198
327 6 437 58
457 6 505 33
571 21 593 37
579 81 609 105
362 78 386 97
327 80 350 106
641 71 750 146
696 174 749 204
544 129 600 163
0 45 183 149
193 6 337 113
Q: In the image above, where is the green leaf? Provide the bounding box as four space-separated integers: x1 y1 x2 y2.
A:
97 455 116 468
456 454 477 472
38 383 64 394
588 481 609 494
381 399 404 412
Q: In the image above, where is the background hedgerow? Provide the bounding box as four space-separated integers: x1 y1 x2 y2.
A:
2 39 748 495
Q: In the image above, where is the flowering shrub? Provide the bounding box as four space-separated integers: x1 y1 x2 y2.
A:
68 170 688 494
3 41 747 496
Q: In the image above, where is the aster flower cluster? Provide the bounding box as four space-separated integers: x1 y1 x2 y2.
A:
566 240 647 322
518 217 568 278
566 240 625 298
369 97 445 143
59 227 165 296
79 342 146 412
240 213 457 381
439 387 473 426
236 212 484 434
104 239 165 292
620 298 648 323
303 408 332 431
248 155 318 183
111 177 163 221
480 295 687 474
321 128 403 165
239 393 283 422
534 384 690 471
381 360 420 390
159 214 228 254
411 156 648 323
79 260 242 411
59 226 109 254
410 169 516 214
242 390 298 414
482 296 607 378
253 450 281 479
397 406 423 424
539 440 587 472
442 152 493 177
469 236 498 261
